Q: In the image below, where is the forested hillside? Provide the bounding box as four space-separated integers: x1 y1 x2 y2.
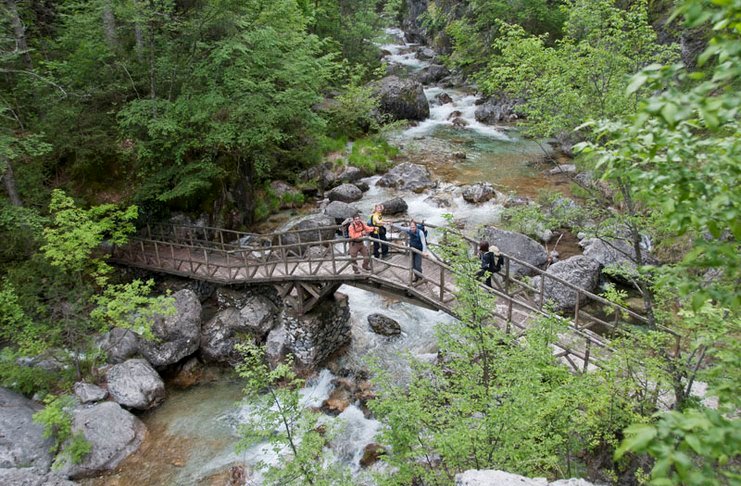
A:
0 0 738 484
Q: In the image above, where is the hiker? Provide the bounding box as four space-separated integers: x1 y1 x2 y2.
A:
392 220 428 282
369 204 389 259
476 241 504 287
347 214 374 274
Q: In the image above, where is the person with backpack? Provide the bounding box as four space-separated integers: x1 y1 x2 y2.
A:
369 204 389 259
347 214 374 274
476 241 504 288
391 219 428 283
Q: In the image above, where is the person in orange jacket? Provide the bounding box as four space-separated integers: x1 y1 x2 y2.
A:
347 214 374 274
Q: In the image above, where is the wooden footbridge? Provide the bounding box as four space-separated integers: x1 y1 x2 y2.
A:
110 221 678 372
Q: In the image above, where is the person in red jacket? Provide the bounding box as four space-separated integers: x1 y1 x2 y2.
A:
347 214 374 274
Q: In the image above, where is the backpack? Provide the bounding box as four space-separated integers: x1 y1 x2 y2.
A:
417 223 428 238
490 253 504 273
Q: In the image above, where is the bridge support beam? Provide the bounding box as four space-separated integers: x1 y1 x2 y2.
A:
275 281 341 315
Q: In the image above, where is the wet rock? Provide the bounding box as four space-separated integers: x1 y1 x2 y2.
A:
139 289 202 369
337 166 362 183
462 182 495 204
355 181 370 192
0 388 54 471
548 164 577 175
435 92 453 105
452 151 466 160
479 227 548 276
321 387 352 415
327 183 363 203
0 468 75 486
169 357 205 388
426 192 453 208
275 293 351 369
474 94 524 124
415 64 450 85
74 382 107 404
360 443 385 468
447 110 462 120
324 201 360 223
501 194 531 208
97 328 140 364
201 294 278 363
416 47 436 60
373 76 430 121
451 117 468 128
106 359 165 410
381 197 408 215
377 162 435 193
532 256 602 311
367 313 401 336
56 401 147 479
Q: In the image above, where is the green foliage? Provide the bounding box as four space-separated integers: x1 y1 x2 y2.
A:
0 349 66 396
235 342 351 485
501 191 588 238
347 137 397 174
33 395 92 466
325 83 381 139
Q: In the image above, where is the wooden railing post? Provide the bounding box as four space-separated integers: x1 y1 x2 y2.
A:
538 273 546 310
504 258 511 293
583 338 591 373
574 291 581 328
154 241 161 266
439 265 444 302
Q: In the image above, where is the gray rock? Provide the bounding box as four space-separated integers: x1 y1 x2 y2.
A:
327 184 363 203
201 295 278 363
73 383 107 404
367 314 401 336
580 236 655 274
381 197 408 215
377 162 435 193
548 164 577 175
456 469 597 486
56 402 146 479
373 76 430 121
337 166 362 183
324 201 360 222
270 181 302 209
97 328 139 364
265 324 290 369
425 192 453 208
106 359 165 410
474 95 523 124
355 181 370 192
139 289 202 368
452 151 466 160
282 214 337 254
435 92 453 105
0 388 53 471
416 47 436 60
415 64 450 85
479 227 548 276
451 117 468 128
0 468 76 486
532 256 602 311
462 182 495 204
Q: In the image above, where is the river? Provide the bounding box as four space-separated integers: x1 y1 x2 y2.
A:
86 28 577 486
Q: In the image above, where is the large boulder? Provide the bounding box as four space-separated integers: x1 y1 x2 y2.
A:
531 256 602 311
282 214 337 254
0 468 75 486
373 76 430 121
327 184 363 203
479 227 548 277
580 236 655 274
337 166 363 183
265 323 291 369
0 388 54 471
416 47 436 60
55 401 146 479
324 201 360 222
474 95 523 124
97 328 139 364
377 162 435 193
367 314 401 336
139 289 202 368
106 359 165 410
201 294 278 363
381 197 408 215
462 183 496 204
415 64 450 85
270 181 303 209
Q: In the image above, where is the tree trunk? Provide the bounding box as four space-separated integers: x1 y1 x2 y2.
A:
6 0 33 68
2 159 23 206
134 23 145 62
102 1 119 49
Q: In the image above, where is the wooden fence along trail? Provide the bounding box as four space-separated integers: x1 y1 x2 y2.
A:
110 222 680 372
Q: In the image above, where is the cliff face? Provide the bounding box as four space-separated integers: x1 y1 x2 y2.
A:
402 0 428 43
